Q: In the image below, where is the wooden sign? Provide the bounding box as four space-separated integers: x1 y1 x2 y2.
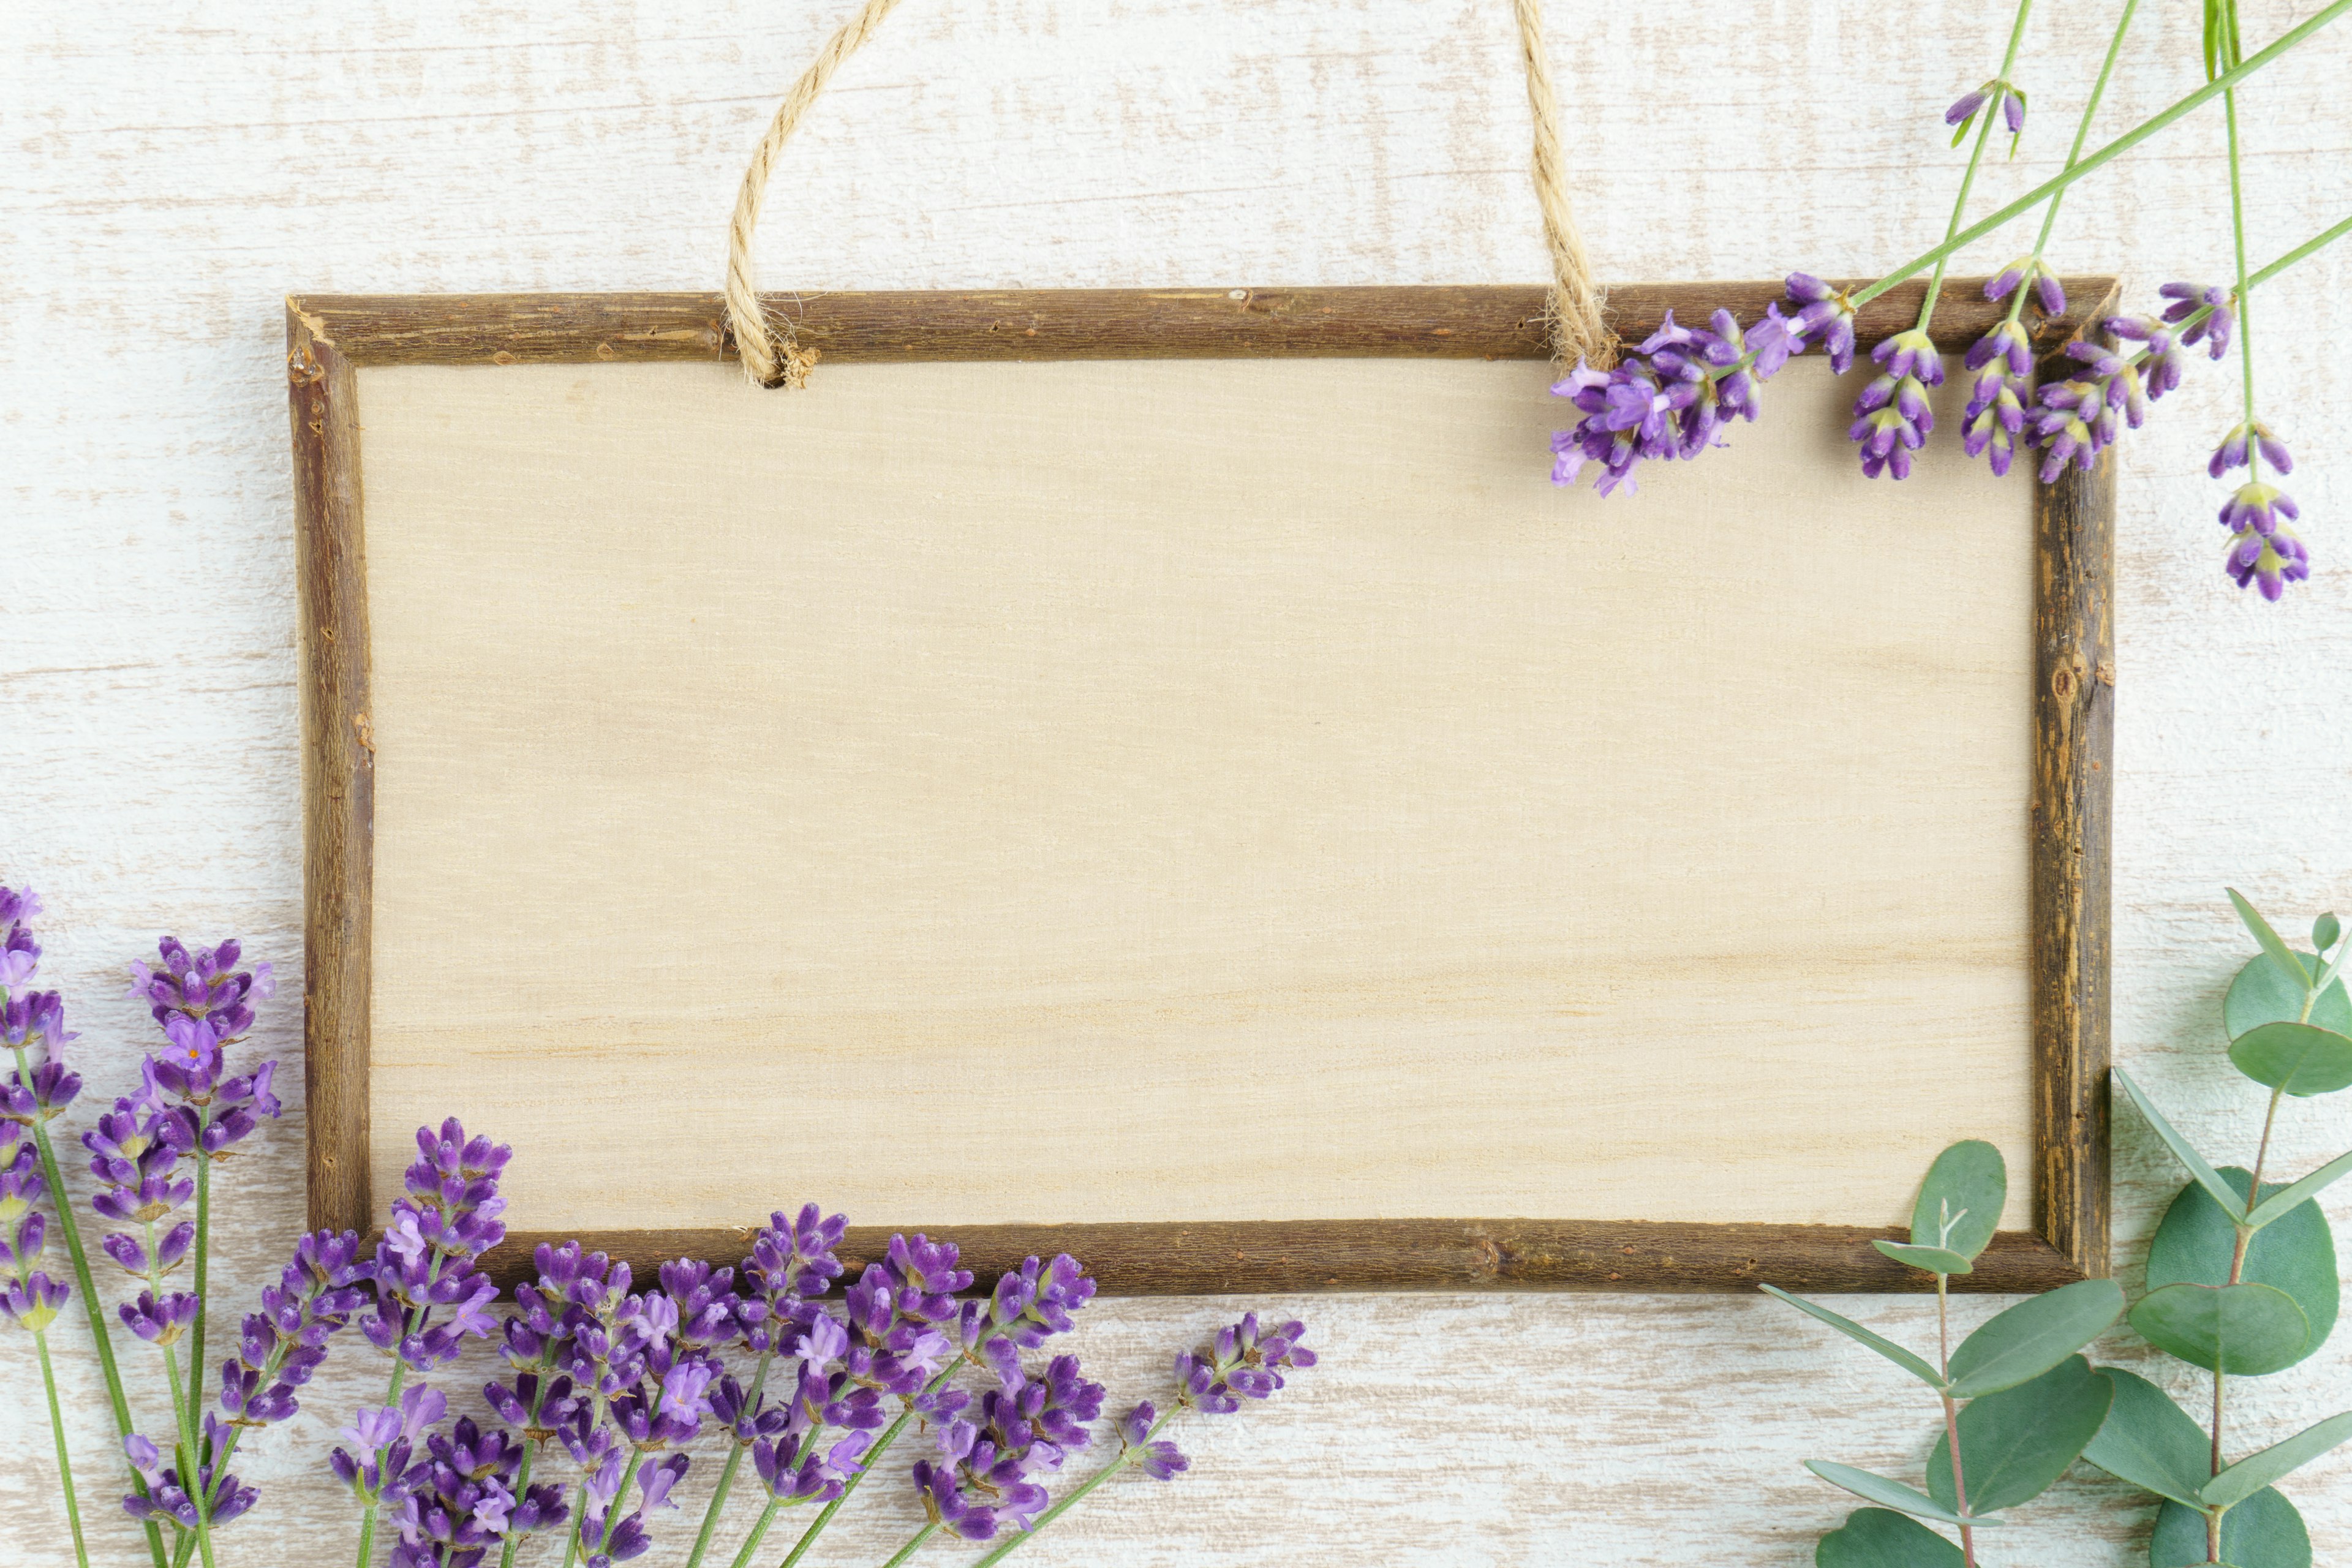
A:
289 281 2114 1295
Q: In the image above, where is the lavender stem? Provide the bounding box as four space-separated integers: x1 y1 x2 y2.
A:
34 1330 93 1568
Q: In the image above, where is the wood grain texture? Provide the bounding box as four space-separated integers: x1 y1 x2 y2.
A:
488 1221 2087 1297
286 277 2114 367
7 1 2351 1564
288 309 375 1242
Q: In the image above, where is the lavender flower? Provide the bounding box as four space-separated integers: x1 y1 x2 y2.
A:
219 1229 368 1427
389 1414 568 1568
85 1099 197 1224
752 1430 873 1505
2106 315 2187 401
123 1421 257 1534
1115 1402 1188 1481
2 991 80 1118
2028 336 2147 483
0 1268 69 1332
2225 511 2311 600
0 889 41 998
333 1385 448 1504
121 1287 202 1344
1174 1313 1316 1415
1851 328 1944 480
1985 257 2065 318
360 1120 508 1371
1945 80 2026 145
907 1351 1107 1542
2210 421 2294 478
2160 281 2236 360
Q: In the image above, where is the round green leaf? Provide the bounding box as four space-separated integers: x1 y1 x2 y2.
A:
1909 1140 2005 1260
2150 1487 2310 1568
2147 1167 2337 1371
2082 1368 2217 1508
1817 1509 1966 1568
2229 1022 2352 1096
1874 1240 1973 1275
1927 1355 2113 1515
2130 1283 2310 1376
2315 913 2342 954
2226 952 2352 1039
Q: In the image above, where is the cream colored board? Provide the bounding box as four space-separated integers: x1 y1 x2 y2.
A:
356 355 2035 1235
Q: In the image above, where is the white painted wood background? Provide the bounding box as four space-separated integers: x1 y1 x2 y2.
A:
4 1 2350 1563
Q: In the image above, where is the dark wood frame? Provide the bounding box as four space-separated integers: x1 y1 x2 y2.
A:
290 279 2116 1295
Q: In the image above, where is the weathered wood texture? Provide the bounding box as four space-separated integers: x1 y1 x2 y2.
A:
5 1 2350 1564
287 277 2108 365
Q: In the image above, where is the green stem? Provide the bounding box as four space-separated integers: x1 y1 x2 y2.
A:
356 1360 410 1568
776 1345 988 1568
683 1349 774 1568
10 1044 170 1568
969 1406 1186 1568
2221 20 2260 468
2033 0 2142 254
1936 1276 1977 1568
35 1331 94 1568
494 1375 558 1568
190 1144 211 1423
880 1522 940 1568
724 1497 782 1568
162 1343 216 1568
1920 0 2037 326
1847 0 2352 310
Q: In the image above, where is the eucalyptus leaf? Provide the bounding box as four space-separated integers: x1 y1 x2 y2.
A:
2315 913 2341 954
2130 1283 2310 1376
2230 888 2310 987
1760 1285 1947 1390
1926 1355 2113 1515
1945 1278 2126 1398
1874 1241 1974 1275
1804 1462 1999 1528
2083 1369 2217 1509
2115 1069 2248 1220
2247 1148 2352 1229
2147 1168 2336 1371
2201 1412 2352 1508
1909 1140 2005 1261
2229 1022 2352 1097
1815 1509 1966 1568
2225 951 2352 1039
2152 1487 2310 1568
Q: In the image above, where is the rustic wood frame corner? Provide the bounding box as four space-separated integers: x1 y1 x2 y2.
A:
290 279 2116 1297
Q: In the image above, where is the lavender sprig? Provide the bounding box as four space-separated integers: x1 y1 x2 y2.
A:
2 1114 91 1566
1 886 170 1568
390 1414 569 1567
964 1313 1316 1568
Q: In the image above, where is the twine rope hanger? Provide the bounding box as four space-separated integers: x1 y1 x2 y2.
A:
722 0 1618 388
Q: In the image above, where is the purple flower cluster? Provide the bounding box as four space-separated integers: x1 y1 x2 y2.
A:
390 1415 568 1568
1959 262 2069 477
123 1423 256 1534
914 1354 1106 1541
1175 1313 1316 1415
2213 424 2307 600
127 937 279 1131
2 889 80 1123
1549 275 1853 497
220 1229 368 1426
1852 328 1943 480
1 1119 70 1334
360 1119 507 1370
1115 1403 1189 1481
1945 80 2027 145
333 1385 448 1504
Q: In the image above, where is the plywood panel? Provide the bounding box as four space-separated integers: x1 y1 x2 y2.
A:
357 355 2035 1236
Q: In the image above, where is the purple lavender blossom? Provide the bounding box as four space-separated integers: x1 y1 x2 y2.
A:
2225 508 2311 601
121 1287 202 1344
2 989 80 1118
333 1385 448 1504
907 1351 1107 1542
360 1120 508 1371
1850 328 1945 480
2106 315 2187 401
0 1269 70 1332
2210 421 2294 478
219 1228 368 1427
1175 1313 1316 1415
2027 336 2148 483
1117 1402 1189 1481
123 1420 257 1534
388 1414 568 1568
2159 282 2236 360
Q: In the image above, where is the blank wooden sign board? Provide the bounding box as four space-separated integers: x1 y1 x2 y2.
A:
288 281 2114 1296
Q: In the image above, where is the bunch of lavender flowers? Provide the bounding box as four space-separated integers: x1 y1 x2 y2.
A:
908 1353 1106 1547
390 1414 568 1568
960 1312 1317 1568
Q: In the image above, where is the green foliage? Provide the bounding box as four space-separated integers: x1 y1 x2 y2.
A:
2082 1369 2214 1508
2150 1487 2309 1568
2247 1147 2352 1228
1814 1510 1966 1568
1925 1356 2111 1514
1871 1242 1974 1275
2130 1283 2310 1376
2228 1022 2352 1096
1803 1462 1997 1528
2200 1411 2352 1508
1909 1140 2005 1261
1944 1278 2124 1398
1760 1286 1947 1391
2146 1168 2337 1370
2116 1068 2250 1219
2223 949 2351 1038
2229 888 2310 987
